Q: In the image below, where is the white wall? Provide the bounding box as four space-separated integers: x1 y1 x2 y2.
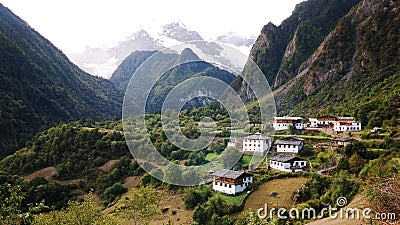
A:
243 139 268 154
333 122 362 132
273 122 290 130
269 160 306 173
276 143 302 153
212 176 253 195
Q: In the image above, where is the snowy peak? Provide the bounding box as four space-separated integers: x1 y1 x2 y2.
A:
216 32 256 47
161 22 203 42
67 22 253 78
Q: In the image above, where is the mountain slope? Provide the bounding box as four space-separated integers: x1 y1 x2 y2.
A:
275 0 400 125
110 48 237 112
0 4 123 157
237 0 360 90
109 51 157 90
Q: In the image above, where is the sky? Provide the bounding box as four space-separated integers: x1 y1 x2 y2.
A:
0 0 304 54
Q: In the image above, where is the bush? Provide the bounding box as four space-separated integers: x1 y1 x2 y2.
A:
101 183 127 207
183 185 213 209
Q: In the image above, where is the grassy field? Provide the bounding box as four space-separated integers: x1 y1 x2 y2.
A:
205 152 219 161
219 192 249 206
242 177 307 212
241 155 267 168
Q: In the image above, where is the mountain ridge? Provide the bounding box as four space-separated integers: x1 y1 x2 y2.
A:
69 23 255 78
0 4 123 157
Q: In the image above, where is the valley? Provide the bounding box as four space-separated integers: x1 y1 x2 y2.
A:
0 0 399 224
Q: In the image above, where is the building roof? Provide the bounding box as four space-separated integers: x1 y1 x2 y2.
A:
244 132 271 140
273 116 303 121
337 117 354 121
275 140 303 145
333 138 354 142
211 169 249 179
317 117 337 121
270 154 305 162
274 136 304 146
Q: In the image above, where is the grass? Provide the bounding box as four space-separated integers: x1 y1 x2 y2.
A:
205 152 219 161
243 177 307 211
241 155 266 168
219 192 248 206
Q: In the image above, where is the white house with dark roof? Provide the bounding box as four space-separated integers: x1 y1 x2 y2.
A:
333 137 355 147
307 117 338 128
273 117 304 131
211 169 253 195
332 117 361 132
275 136 305 154
269 155 307 172
242 132 272 156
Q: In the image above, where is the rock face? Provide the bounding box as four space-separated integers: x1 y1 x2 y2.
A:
274 0 400 115
236 0 399 116
243 0 361 90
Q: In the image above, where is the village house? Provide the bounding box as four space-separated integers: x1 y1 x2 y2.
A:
273 117 304 131
333 117 362 132
211 169 253 195
242 132 272 156
333 137 355 147
275 136 305 154
307 117 337 128
269 155 307 172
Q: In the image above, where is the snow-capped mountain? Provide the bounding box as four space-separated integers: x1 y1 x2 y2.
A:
161 22 203 42
67 22 255 78
216 32 256 49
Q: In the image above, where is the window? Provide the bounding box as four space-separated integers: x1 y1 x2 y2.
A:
224 183 227 187
220 183 222 186
229 184 231 188
214 181 217 185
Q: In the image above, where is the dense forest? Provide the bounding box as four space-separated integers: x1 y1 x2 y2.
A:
0 4 123 158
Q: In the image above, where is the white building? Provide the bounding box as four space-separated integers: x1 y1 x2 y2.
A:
333 117 362 132
269 155 307 173
273 117 303 131
333 137 355 147
242 132 272 156
275 136 305 154
307 117 337 128
211 169 253 195
307 118 319 128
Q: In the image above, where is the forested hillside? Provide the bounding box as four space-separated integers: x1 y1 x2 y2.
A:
0 4 123 157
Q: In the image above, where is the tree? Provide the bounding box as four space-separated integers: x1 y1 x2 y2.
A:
348 153 366 174
116 186 160 225
0 184 25 225
183 185 213 209
236 211 269 225
33 192 118 225
164 162 183 184
218 147 242 169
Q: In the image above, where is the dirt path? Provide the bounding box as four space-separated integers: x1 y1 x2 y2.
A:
97 159 119 172
23 167 58 180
